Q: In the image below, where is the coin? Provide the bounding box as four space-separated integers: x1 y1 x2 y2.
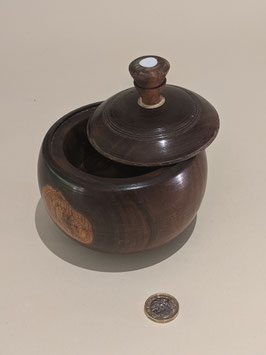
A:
144 293 179 323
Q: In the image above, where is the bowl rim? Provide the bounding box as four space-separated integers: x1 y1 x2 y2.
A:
40 102 200 192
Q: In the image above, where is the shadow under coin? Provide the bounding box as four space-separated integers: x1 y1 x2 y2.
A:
35 199 197 272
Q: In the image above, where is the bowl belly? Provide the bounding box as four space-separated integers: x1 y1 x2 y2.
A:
38 150 207 254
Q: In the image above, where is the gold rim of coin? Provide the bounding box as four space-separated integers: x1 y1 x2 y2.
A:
144 293 179 323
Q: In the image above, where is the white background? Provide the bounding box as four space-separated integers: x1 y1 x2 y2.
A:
1 1 266 354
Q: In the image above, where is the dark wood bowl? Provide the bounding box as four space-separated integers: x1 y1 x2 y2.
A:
38 102 207 253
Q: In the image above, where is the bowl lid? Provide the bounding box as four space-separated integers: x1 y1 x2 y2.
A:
87 55 219 166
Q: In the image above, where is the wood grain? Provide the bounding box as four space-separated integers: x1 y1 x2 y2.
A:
42 184 93 244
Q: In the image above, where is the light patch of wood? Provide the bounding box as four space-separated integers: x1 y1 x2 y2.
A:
42 184 93 244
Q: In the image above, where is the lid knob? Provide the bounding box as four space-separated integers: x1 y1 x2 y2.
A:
129 55 170 109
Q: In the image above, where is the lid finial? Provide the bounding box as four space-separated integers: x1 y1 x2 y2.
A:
129 55 170 109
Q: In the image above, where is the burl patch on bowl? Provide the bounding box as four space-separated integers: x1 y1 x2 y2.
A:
42 184 93 244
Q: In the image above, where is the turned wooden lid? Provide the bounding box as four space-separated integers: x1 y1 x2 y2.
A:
87 55 219 166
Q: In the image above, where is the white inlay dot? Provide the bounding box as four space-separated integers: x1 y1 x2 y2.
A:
139 57 158 68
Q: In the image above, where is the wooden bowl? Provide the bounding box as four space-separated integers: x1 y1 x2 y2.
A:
38 102 207 254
